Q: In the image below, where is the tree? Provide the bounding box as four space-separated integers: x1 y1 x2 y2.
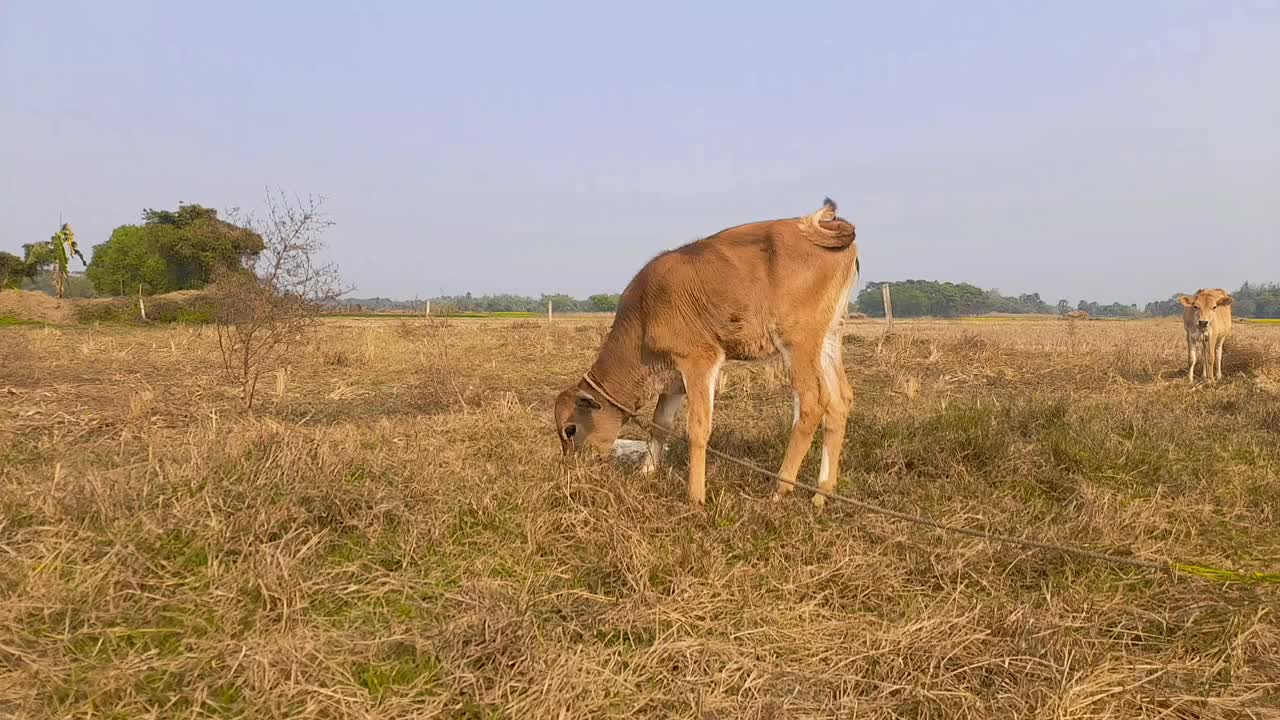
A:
0 251 23 289
540 293 581 313
86 203 263 296
210 189 347 408
1225 281 1280 318
21 223 86 298
85 226 171 295
855 279 987 318
1144 294 1183 317
587 293 621 312
1056 299 1071 314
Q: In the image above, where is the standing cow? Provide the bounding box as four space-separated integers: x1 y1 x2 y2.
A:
1179 288 1233 383
554 199 859 507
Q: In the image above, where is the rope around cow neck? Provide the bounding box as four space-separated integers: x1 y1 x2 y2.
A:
579 372 1280 586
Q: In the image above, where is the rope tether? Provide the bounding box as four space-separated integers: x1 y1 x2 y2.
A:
579 372 1280 586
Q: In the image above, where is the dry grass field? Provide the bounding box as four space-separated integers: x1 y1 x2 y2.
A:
2 314 1279 718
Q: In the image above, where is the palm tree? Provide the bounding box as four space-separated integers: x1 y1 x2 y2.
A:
22 223 86 298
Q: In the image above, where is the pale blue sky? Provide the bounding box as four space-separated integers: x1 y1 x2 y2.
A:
3 1 1277 303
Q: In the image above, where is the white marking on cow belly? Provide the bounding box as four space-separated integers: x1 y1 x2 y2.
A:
707 354 724 422
816 266 856 403
827 264 859 335
771 331 800 427
820 331 842 399
770 332 792 370
644 391 686 473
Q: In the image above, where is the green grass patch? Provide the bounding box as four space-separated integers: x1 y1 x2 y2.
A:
0 313 40 326
352 642 441 701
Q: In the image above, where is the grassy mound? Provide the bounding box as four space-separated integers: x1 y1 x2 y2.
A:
0 289 76 324
73 290 216 324
0 288 216 325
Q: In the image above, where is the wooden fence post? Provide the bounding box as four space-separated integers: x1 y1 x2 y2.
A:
882 285 894 328
547 300 553 323
138 284 147 322
425 300 431 318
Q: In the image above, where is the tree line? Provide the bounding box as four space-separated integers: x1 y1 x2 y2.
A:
1142 283 1280 319
853 279 1280 319
5 205 1278 319
339 292 623 314
352 280 1280 319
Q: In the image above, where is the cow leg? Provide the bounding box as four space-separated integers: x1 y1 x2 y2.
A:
678 354 723 505
812 332 853 509
1202 340 1215 383
1187 340 1198 384
642 376 685 474
1215 337 1226 381
773 342 825 500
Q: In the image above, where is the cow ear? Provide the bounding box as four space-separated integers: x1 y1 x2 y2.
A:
574 391 602 411
1217 295 1233 307
1178 295 1195 307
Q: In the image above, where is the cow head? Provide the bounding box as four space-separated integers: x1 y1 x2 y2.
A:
554 386 624 457
1180 291 1232 338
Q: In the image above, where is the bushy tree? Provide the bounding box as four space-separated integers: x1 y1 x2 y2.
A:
1144 294 1184 317
85 226 171 295
1230 282 1280 318
0 251 23 289
541 293 582 313
86 203 263 295
587 293 621 312
856 280 988 318
1076 300 1140 318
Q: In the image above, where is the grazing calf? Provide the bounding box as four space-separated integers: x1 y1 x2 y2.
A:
1180 288 1233 383
554 199 860 506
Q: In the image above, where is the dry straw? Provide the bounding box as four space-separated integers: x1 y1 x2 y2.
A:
583 375 1280 587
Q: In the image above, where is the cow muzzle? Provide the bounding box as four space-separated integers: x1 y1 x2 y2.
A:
1197 320 1209 330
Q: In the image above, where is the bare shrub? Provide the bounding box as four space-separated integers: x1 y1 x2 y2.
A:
210 189 348 407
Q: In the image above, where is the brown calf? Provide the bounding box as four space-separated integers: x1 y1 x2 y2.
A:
554 199 859 506
1180 288 1233 383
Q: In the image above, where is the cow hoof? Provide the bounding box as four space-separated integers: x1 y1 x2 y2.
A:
812 494 827 510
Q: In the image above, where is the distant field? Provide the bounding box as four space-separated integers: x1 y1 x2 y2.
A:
2 316 1279 718
324 310 541 319
321 310 622 320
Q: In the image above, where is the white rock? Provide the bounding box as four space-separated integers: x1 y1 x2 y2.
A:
611 439 650 464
